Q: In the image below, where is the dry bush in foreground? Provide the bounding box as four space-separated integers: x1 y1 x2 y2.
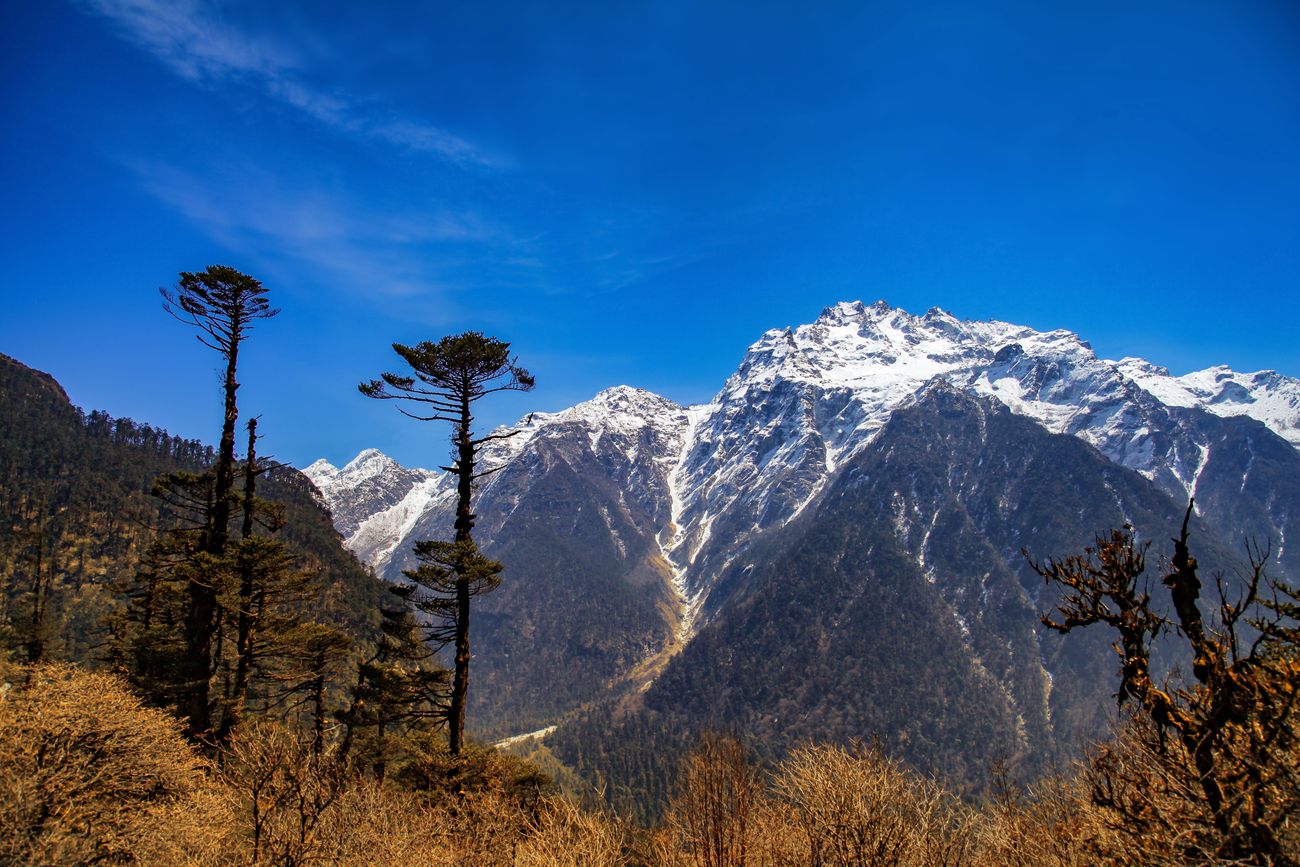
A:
0 663 624 866
772 742 977 867
659 732 762 867
0 664 211 864
515 795 627 866
219 719 351 865
658 736 982 867
1079 711 1300 865
967 773 1117 867
9 659 1292 866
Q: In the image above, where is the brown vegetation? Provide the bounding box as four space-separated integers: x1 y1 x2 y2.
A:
0 664 628 865
0 664 208 864
1 659 1297 865
1029 504 1300 865
3 505 1297 865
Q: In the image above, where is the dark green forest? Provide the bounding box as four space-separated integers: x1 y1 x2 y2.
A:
0 350 387 687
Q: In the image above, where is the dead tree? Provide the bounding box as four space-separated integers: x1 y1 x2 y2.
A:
1027 501 1299 864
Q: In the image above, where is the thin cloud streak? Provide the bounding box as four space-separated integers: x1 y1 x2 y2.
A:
78 0 498 166
129 158 500 299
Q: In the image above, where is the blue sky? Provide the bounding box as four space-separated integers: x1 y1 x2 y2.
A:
2 1 1298 469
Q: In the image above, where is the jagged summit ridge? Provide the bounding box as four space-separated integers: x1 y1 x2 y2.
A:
1116 358 1300 447
307 300 1300 619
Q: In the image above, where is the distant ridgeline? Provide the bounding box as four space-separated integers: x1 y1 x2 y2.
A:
0 351 386 666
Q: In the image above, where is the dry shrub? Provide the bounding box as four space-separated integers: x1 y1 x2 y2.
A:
967 773 1112 867
660 732 763 867
1079 710 1300 866
0 663 211 864
313 784 626 866
130 783 245 866
394 731 551 806
743 794 814 867
218 719 351 865
516 795 627 866
772 742 975 867
311 779 455 864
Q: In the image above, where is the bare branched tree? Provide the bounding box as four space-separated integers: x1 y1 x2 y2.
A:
1027 500 1300 864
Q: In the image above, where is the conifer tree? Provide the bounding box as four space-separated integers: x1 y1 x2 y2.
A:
337 593 448 779
161 265 278 740
214 418 333 744
117 415 350 747
360 332 533 755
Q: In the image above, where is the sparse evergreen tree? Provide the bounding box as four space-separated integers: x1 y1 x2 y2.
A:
360 332 533 756
113 469 216 707
116 419 354 749
162 265 279 740
214 418 338 744
337 592 448 779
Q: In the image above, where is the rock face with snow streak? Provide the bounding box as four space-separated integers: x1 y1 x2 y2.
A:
550 383 1266 820
304 449 451 575
306 301 1300 747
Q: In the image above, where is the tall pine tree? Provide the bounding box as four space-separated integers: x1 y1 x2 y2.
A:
360 332 533 755
161 265 278 739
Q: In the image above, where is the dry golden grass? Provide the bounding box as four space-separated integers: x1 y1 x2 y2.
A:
0 664 628 865
3 662 1293 865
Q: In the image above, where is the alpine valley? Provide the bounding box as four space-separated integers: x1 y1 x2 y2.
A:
306 300 1300 819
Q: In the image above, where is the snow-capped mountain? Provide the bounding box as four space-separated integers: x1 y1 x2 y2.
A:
305 299 1300 799
304 449 452 575
308 299 1300 615
1115 358 1300 447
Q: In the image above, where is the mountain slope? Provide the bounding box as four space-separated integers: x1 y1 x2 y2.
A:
550 384 1242 820
0 351 387 666
311 301 1300 628
306 301 1299 779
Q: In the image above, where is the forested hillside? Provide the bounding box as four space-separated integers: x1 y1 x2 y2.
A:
0 351 387 667
548 384 1251 822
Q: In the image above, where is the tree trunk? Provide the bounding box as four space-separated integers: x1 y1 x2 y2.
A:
448 391 475 757
184 323 242 741
217 420 259 746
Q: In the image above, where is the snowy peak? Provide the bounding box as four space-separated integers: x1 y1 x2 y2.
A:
1116 358 1300 447
307 385 696 575
546 386 687 439
672 300 1298 593
306 447 417 491
304 448 449 573
738 299 1035 395
308 299 1298 620
471 385 691 486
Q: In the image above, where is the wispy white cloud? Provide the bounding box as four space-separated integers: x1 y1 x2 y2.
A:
78 0 497 166
78 0 297 83
129 158 502 299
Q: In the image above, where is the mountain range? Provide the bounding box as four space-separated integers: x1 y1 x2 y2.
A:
305 300 1300 816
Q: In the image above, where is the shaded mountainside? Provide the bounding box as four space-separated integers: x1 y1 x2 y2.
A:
355 388 689 738
0 351 387 665
468 428 678 737
305 302 1299 817
549 385 1247 822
